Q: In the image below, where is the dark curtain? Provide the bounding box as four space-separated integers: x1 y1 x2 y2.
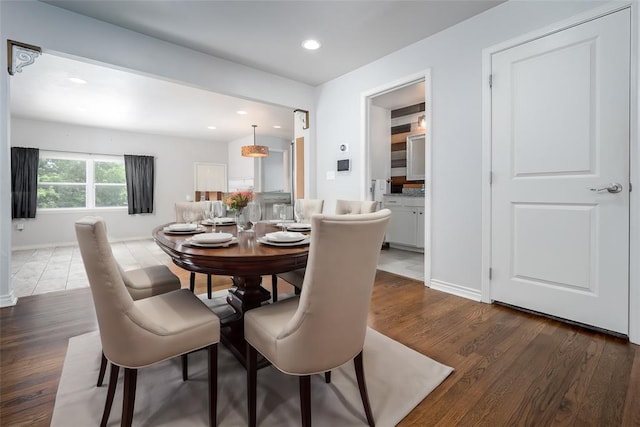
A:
124 154 155 214
11 147 39 219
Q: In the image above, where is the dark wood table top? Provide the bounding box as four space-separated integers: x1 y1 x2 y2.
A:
152 221 310 276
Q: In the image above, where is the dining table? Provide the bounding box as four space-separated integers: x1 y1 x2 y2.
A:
152 220 310 367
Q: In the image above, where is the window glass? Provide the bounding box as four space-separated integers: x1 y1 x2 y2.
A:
37 153 128 210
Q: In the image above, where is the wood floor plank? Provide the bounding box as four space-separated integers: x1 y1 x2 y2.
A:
1 269 638 427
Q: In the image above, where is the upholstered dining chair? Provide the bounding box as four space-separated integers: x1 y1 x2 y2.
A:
175 201 216 298
245 209 391 427
335 199 378 215
75 216 220 427
96 263 181 387
270 198 324 302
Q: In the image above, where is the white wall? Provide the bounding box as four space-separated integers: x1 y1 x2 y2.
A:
10 118 228 248
313 1 609 294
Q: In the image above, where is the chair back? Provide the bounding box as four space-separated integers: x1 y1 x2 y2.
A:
277 209 390 372
175 201 211 222
75 217 138 360
335 199 377 215
302 199 324 221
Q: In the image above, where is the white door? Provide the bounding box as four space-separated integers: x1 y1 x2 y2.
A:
490 9 630 334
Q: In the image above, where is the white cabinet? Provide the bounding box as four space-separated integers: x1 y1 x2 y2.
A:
383 196 425 250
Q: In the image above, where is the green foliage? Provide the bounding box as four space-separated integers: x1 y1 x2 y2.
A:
38 158 85 183
37 184 86 208
96 185 128 207
95 161 126 184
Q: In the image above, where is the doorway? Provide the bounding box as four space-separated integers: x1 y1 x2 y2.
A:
362 70 432 284
485 8 631 334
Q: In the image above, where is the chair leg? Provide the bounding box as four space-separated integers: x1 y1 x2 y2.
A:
190 272 196 292
271 274 278 302
247 344 258 427
299 375 312 427
100 363 120 427
208 344 218 427
354 352 375 427
122 368 137 427
207 274 212 299
97 351 108 386
324 371 331 383
182 353 188 381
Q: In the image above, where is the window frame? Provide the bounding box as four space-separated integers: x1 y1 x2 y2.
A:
37 151 128 212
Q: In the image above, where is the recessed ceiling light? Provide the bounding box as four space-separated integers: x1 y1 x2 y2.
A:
302 39 321 50
272 125 281 129
207 126 217 130
237 110 247 115
68 77 87 84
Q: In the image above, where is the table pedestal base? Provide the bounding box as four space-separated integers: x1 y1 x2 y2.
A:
221 275 271 369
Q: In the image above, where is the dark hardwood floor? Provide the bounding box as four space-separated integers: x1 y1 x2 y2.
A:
1 270 639 426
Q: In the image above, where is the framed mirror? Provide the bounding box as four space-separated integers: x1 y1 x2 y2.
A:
406 133 425 181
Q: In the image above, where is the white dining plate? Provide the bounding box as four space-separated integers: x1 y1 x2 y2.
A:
191 232 233 244
264 231 306 243
185 237 238 248
258 237 310 247
287 223 312 231
164 225 206 234
167 223 198 232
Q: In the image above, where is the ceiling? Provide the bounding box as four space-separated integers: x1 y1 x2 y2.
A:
11 1 503 142
42 1 504 86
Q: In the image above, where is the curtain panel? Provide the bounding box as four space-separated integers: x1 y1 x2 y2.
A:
11 147 39 219
124 155 155 214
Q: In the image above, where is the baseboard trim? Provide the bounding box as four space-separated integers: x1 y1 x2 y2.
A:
0 291 17 307
430 279 481 302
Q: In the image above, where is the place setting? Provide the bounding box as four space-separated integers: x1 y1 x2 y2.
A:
184 232 238 248
257 231 310 247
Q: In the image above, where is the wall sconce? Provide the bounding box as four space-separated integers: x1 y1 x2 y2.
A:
418 114 426 129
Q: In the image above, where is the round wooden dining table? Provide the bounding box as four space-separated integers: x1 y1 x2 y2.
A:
152 221 309 366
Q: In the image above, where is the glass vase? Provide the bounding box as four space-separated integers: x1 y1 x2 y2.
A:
235 207 249 232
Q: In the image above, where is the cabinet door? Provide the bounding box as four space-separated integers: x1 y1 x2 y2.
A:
386 207 417 246
416 207 425 248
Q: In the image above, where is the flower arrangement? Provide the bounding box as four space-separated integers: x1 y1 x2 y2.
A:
226 191 254 211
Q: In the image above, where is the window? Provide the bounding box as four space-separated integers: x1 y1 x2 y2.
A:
37 152 127 210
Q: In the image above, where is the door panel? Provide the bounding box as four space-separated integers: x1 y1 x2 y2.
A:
491 9 630 333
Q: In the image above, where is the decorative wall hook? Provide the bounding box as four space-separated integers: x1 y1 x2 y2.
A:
294 109 310 130
7 40 42 76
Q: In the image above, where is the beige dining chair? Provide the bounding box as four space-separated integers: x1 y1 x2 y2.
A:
335 199 378 215
175 201 216 298
75 216 220 427
245 209 391 427
271 199 324 302
96 263 181 387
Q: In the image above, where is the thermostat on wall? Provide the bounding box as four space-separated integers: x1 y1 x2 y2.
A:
337 158 351 174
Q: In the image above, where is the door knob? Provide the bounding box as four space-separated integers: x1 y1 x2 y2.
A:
589 183 623 193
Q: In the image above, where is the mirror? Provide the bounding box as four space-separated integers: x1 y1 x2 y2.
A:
406 133 425 181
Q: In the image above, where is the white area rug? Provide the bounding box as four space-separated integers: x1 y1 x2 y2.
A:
51 297 452 426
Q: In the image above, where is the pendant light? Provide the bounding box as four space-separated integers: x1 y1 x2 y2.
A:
241 124 269 157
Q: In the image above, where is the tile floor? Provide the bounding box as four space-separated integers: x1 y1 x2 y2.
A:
10 240 424 298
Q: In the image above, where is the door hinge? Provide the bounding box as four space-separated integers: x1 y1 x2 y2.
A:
630 183 633 192
489 268 492 280
489 74 493 88
489 171 493 185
